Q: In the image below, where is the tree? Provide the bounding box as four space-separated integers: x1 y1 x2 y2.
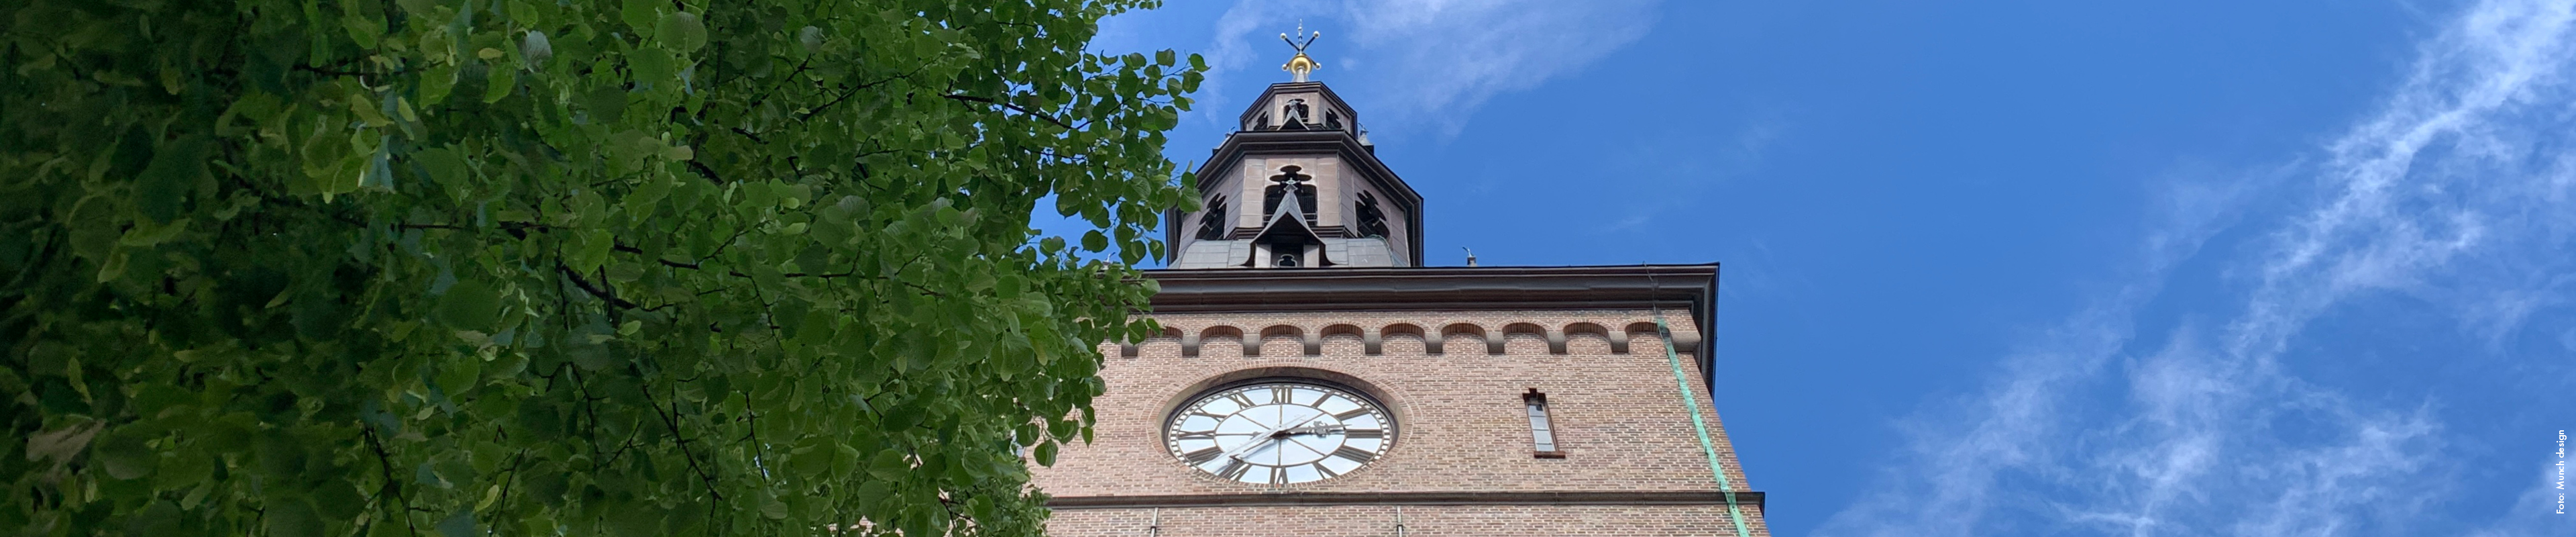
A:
0 0 1201 535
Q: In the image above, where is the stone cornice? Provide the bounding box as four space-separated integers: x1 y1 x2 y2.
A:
1046 490 1765 509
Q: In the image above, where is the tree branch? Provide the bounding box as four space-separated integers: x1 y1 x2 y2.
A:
555 263 641 309
943 94 1073 130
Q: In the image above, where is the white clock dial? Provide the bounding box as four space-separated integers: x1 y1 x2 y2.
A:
1165 381 1394 485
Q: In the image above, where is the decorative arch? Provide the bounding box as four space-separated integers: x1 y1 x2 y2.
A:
1440 323 1501 355
1257 324 1309 356
1502 322 1556 355
1625 322 1671 354
1122 326 1187 358
1188 326 1245 358
1380 323 1426 355
1320 324 1367 356
1564 322 1623 354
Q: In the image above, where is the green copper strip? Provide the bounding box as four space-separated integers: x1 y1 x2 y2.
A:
1658 318 1753 537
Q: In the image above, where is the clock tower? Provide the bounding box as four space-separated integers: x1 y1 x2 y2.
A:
1029 32 1770 536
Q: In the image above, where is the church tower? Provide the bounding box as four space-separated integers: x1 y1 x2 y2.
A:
1031 30 1770 536
1163 77 1421 269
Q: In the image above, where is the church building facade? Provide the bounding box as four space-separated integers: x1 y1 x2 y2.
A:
1026 41 1769 536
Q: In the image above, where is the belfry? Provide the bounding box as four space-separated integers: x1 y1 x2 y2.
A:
1028 30 1772 536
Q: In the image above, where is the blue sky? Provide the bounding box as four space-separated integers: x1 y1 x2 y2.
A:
1059 1 2576 534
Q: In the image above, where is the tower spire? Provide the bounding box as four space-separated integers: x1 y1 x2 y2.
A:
1280 21 1322 83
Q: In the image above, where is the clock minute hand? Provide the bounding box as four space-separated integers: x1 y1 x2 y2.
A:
1219 424 1291 461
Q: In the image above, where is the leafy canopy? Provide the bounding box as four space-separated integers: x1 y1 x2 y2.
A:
1 0 1202 535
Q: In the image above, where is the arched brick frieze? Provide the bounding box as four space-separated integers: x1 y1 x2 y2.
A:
1440 322 1499 356
1621 320 1702 356
1379 323 1426 356
1256 324 1307 357
1320 324 1366 356
1502 322 1555 354
1190 326 1245 358
1119 326 1187 358
1563 322 1619 354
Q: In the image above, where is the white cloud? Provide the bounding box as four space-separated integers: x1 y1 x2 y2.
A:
2462 457 2576 536
1820 0 2576 534
1196 0 1657 134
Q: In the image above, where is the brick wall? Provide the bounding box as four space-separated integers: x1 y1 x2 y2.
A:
1033 308 1768 536
1047 504 1770 536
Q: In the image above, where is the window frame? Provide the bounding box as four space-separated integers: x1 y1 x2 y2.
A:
1525 389 1564 458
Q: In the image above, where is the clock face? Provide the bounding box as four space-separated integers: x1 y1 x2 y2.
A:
1165 381 1395 485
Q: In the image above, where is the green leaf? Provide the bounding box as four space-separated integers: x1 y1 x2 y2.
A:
570 229 613 274
1032 440 1058 467
417 146 466 185
621 0 661 37
657 12 707 52
127 501 185 536
437 280 501 330
423 64 459 105
630 49 677 88
311 477 366 520
136 135 211 223
436 510 475 537
586 86 629 125
266 499 323 537
866 450 908 480
3 2 1204 535
482 69 516 103
91 426 156 480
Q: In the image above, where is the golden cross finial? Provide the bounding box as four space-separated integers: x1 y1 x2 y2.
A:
1280 21 1322 83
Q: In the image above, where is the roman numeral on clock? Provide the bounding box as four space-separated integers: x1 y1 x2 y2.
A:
1310 462 1340 479
1343 428 1383 439
1172 430 1216 440
1334 408 1373 421
1332 446 1378 463
1269 385 1295 404
1217 459 1250 481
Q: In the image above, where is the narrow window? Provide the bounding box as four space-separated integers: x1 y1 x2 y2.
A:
1195 196 1230 240
1263 166 1318 224
1285 99 1311 126
1525 389 1562 457
1354 191 1390 238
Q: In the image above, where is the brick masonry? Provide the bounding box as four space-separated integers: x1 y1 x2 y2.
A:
1034 308 1770 536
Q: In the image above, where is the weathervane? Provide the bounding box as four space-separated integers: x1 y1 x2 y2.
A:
1280 21 1322 83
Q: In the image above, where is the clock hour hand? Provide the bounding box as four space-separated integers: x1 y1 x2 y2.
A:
1222 411 1322 461
1280 422 1346 437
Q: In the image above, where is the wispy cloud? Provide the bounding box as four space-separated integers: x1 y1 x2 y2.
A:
1597 118 1780 232
1197 0 1657 134
1821 0 2576 534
